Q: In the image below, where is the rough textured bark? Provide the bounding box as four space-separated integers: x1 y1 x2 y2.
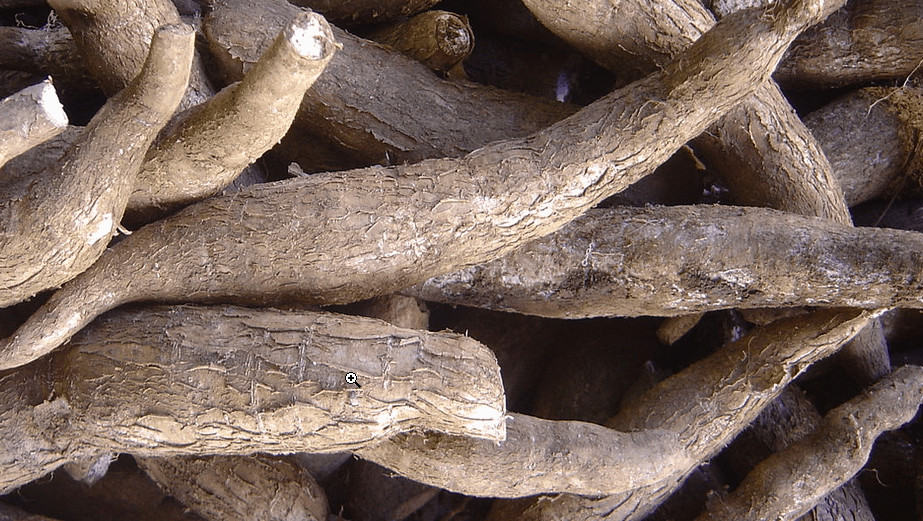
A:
0 0 823 369
408 205 923 318
288 0 441 25
0 79 67 170
125 10 337 220
0 24 194 308
0 304 505 493
698 366 923 521
804 86 922 207
723 387 876 521
0 25 96 97
47 0 212 109
775 0 923 89
368 10 473 73
137 455 329 521
356 309 873 498
205 0 576 166
488 309 873 520
521 0 851 223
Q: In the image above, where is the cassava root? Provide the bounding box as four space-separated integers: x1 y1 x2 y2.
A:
0 23 194 307
0 0 832 370
409 205 923 318
0 79 67 170
0 305 505 494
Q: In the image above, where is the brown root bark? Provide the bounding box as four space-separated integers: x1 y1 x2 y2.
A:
47 0 212 109
0 503 62 521
723 387 876 521
0 304 505 494
775 0 923 89
368 10 474 73
126 10 337 219
0 0 830 370
481 309 872 520
408 205 923 318
697 365 923 521
521 0 850 223
0 25 96 98
0 24 194 309
205 0 576 166
356 309 872 499
805 85 923 207
0 79 67 170
288 0 441 25
137 455 329 521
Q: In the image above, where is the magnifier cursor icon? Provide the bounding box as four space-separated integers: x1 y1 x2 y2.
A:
345 372 361 388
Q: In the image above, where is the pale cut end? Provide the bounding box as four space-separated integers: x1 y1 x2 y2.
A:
39 79 68 128
288 12 333 60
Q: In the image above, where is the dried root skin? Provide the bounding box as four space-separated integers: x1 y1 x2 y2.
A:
0 25 95 96
409 205 923 318
698 365 923 521
489 309 873 520
356 309 871 499
0 79 67 170
137 455 329 521
127 10 338 218
47 0 212 108
205 0 576 165
369 10 474 73
356 412 684 498
0 24 194 311
1 0 827 370
523 0 852 225
0 305 504 493
289 0 440 25
776 0 923 89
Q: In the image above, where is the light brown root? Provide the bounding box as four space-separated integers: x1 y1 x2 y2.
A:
0 24 194 310
137 455 329 521
368 10 474 73
408 205 923 318
697 365 923 521
0 305 505 494
356 309 872 499
0 79 67 170
288 0 441 25
126 10 338 220
47 0 213 108
0 0 831 370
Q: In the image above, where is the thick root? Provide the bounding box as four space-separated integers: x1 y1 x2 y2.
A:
0 79 67 170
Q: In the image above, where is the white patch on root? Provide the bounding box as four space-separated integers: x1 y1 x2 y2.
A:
87 214 113 245
290 16 328 59
39 79 67 128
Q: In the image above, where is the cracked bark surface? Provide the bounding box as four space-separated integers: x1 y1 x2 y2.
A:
0 305 505 494
0 0 826 370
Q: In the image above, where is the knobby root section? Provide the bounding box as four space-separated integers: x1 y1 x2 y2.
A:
0 0 830 370
0 305 505 494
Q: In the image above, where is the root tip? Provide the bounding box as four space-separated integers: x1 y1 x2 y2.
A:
39 79 68 128
288 12 334 60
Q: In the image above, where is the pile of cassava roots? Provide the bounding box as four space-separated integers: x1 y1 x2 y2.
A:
2 0 923 519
